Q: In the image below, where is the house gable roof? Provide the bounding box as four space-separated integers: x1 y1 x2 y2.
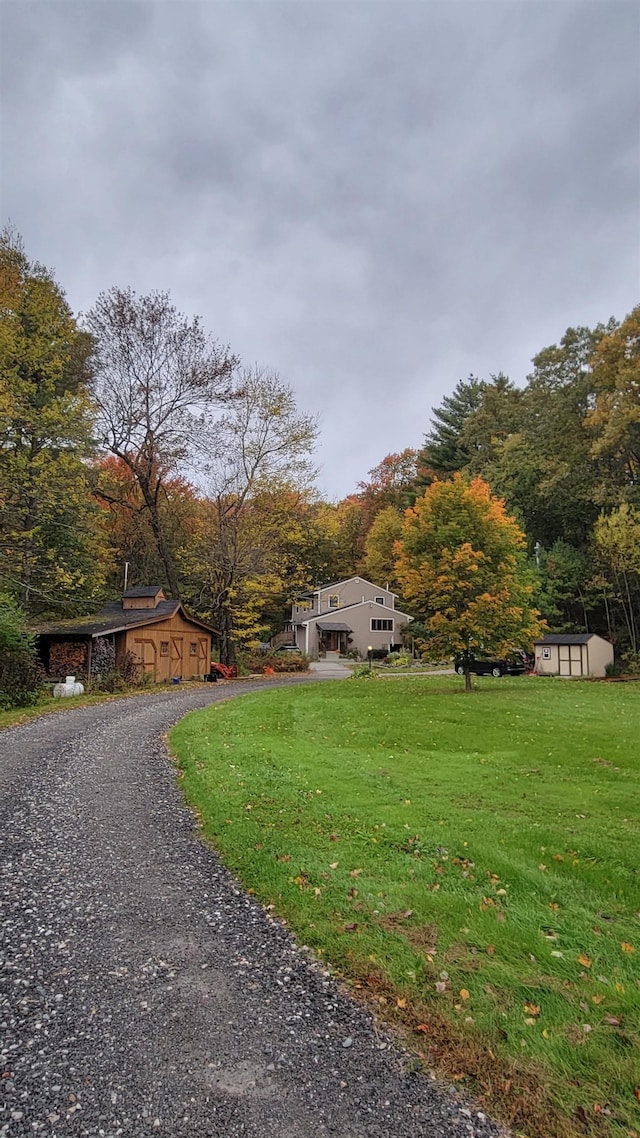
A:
34 600 215 639
300 599 413 627
309 575 398 598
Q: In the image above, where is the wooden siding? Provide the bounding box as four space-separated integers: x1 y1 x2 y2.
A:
122 593 165 610
120 611 211 682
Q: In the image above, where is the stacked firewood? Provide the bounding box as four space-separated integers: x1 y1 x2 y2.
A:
49 641 88 678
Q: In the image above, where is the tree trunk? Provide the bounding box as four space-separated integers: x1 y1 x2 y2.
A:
464 667 473 692
218 603 236 667
136 473 181 599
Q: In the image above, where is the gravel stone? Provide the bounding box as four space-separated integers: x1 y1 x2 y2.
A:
0 680 509 1137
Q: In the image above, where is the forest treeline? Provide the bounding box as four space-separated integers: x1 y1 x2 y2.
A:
1 227 639 664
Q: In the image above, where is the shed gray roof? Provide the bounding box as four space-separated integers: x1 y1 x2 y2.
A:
122 586 165 598
299 599 413 626
534 633 599 645
34 600 214 639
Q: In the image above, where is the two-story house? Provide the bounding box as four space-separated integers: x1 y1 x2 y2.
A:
279 576 413 659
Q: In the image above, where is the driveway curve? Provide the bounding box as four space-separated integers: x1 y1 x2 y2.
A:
1 680 503 1138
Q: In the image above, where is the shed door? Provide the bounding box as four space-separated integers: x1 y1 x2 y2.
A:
558 646 571 676
570 644 584 676
133 637 156 680
171 637 183 678
197 638 209 672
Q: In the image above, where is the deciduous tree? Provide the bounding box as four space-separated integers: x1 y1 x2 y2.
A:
395 474 542 688
195 368 318 663
86 287 238 598
586 306 640 505
0 228 108 616
593 504 640 654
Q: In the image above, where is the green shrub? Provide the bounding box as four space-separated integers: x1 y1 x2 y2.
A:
350 663 378 679
89 650 144 692
620 650 640 676
244 653 309 674
0 646 45 709
0 597 43 708
0 593 33 652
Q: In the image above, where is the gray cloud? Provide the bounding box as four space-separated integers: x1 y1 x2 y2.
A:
2 0 638 497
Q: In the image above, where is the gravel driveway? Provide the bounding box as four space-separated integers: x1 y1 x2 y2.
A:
1 680 505 1138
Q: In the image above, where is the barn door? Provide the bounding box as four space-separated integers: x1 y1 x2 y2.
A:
170 637 183 678
133 638 156 681
197 638 208 674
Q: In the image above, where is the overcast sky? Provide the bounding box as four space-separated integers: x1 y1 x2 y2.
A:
1 0 639 499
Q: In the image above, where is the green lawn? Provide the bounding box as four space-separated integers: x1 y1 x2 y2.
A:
170 677 640 1138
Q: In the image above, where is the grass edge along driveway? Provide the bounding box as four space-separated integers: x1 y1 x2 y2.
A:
170 676 640 1138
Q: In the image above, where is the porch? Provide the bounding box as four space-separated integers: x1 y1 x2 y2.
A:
316 621 352 658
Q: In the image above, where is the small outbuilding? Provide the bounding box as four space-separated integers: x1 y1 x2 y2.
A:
533 633 614 679
35 587 214 683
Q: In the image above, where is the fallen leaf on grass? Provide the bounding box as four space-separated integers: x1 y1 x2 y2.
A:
591 994 605 1005
396 997 407 1008
524 1003 541 1016
459 989 470 1001
435 981 447 993
577 953 592 969
415 1024 429 1034
604 1015 621 1026
621 942 636 954
329 862 339 870
486 945 495 956
349 868 363 878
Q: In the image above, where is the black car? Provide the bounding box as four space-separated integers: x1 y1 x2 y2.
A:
454 650 532 677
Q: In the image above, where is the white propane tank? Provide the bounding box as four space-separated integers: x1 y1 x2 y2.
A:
53 675 85 698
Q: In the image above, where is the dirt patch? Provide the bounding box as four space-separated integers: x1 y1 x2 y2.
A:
345 966 606 1138
378 913 439 955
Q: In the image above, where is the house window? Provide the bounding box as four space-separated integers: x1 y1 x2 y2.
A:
328 595 339 609
189 642 197 656
542 647 551 660
375 596 385 605
371 618 393 632
160 641 169 656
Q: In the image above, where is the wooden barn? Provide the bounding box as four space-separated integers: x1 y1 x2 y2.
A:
35 587 214 683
